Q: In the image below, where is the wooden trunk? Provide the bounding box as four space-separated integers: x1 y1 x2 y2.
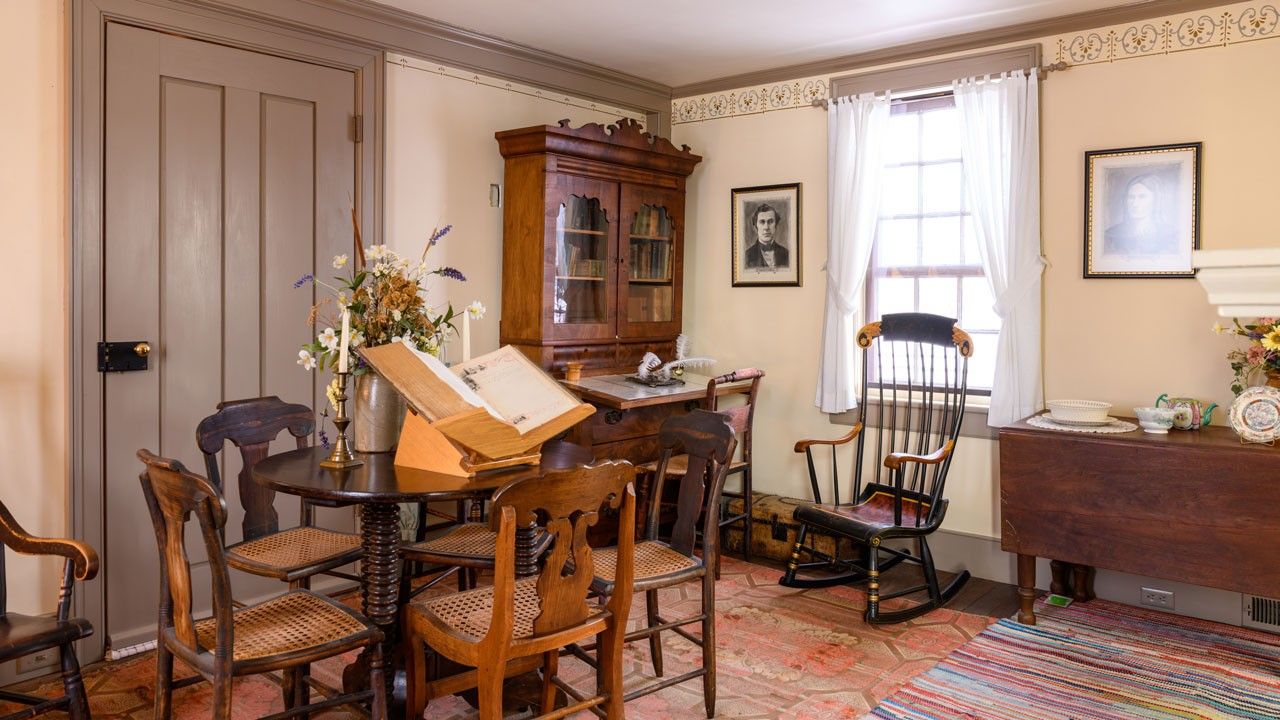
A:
722 493 853 563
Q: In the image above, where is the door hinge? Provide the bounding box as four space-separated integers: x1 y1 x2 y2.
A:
352 114 364 144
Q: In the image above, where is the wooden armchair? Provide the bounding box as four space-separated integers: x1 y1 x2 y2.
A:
779 313 972 624
0 501 98 720
137 449 385 720
404 461 636 720
196 397 362 591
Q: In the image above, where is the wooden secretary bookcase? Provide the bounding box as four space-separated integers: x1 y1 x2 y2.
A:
496 118 702 373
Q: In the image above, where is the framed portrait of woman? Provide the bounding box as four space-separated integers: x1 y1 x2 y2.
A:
1084 142 1201 278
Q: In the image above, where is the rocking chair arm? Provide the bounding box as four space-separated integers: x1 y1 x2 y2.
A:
794 423 862 453
0 502 99 582
884 440 954 471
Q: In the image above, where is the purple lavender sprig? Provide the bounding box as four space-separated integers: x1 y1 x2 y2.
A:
428 225 452 248
318 428 331 450
438 267 467 282
293 273 315 289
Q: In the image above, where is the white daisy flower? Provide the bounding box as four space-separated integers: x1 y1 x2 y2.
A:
350 331 365 348
392 309 403 322
332 254 349 269
366 244 389 261
466 300 487 320
297 350 317 371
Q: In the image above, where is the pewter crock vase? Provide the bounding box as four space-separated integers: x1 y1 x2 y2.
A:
353 371 407 453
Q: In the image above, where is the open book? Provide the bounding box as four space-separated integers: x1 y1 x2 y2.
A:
358 342 594 474
359 344 583 435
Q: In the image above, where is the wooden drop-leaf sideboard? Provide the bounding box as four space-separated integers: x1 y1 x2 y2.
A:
1000 417 1280 625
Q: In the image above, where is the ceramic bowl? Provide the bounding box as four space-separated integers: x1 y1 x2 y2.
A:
1046 399 1112 424
1134 406 1176 433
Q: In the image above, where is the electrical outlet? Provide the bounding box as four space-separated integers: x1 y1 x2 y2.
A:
1141 587 1175 610
16 648 58 674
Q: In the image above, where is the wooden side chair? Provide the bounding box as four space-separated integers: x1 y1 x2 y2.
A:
641 369 762 571
137 449 386 720
0 501 97 720
588 410 736 719
403 461 637 720
196 397 362 590
779 312 972 624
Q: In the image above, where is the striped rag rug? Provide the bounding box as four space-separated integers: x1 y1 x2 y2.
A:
869 598 1280 719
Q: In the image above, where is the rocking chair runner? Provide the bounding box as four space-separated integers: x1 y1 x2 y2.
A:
780 312 972 624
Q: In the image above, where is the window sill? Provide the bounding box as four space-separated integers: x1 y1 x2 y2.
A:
828 390 997 440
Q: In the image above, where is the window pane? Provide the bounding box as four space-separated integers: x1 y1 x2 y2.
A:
967 332 998 390
876 277 914 317
885 113 919 164
962 277 1001 332
921 162 962 214
921 216 962 266
962 215 981 265
919 277 958 319
876 218 918 267
921 107 961 161
881 166 919 216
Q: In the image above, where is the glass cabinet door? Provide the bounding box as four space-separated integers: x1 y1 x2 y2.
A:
554 195 610 326
625 204 675 324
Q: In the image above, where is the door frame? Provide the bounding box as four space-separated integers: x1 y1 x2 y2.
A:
71 0 383 662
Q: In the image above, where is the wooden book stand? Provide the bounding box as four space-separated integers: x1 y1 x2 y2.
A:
359 344 594 476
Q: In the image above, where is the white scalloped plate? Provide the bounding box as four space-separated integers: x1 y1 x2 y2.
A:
1229 386 1280 444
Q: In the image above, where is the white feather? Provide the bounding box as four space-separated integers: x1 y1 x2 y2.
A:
636 352 662 378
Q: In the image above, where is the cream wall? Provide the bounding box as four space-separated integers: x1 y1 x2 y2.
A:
0 0 69 616
384 54 644 359
672 7 1275 544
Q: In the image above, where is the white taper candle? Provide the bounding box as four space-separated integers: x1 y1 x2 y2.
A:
338 308 351 373
461 311 471 363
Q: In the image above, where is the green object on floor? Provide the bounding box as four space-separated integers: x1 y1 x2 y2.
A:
1045 593 1073 608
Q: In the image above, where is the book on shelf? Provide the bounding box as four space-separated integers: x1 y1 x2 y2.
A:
358 343 594 475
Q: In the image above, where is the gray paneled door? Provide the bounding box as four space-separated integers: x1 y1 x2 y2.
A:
103 22 357 647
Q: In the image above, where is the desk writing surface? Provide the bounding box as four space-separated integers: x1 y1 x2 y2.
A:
561 372 749 410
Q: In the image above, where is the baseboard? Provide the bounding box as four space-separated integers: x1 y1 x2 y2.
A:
925 529 1246 626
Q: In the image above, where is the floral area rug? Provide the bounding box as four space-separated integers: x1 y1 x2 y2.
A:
3 558 989 718
869 598 1280 719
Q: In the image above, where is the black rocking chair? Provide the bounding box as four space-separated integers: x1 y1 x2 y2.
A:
780 312 972 624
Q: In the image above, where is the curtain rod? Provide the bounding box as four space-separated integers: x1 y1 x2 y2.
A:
809 61 1068 108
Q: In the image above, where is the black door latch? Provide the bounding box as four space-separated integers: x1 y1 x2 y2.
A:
98 341 151 372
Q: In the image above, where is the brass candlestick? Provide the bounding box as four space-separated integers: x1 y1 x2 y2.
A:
320 371 363 469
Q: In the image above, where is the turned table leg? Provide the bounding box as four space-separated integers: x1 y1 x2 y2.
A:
1016 553 1037 625
1071 563 1097 602
345 502 406 718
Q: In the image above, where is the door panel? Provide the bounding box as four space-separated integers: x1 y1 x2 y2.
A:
103 22 357 648
545 174 619 342
618 185 684 339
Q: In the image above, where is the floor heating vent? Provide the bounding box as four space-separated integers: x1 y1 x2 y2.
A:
1243 595 1280 633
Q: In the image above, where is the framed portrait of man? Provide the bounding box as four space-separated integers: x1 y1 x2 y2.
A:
731 183 802 287
1084 142 1201 278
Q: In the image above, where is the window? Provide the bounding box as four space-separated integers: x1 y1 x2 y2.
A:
867 93 1000 392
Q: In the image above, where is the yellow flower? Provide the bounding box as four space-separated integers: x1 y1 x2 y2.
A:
1263 329 1280 352
1212 322 1226 334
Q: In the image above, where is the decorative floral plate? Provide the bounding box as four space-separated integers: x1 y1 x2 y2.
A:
1229 385 1280 444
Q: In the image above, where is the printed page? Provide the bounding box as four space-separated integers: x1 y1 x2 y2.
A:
451 346 580 434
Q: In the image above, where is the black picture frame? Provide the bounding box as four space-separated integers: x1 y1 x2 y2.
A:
1083 142 1202 279
731 183 802 287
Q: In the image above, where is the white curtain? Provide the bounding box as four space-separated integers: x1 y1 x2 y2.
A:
953 70 1045 427
815 93 890 413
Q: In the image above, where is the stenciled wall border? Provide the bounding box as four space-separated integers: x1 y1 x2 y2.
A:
1053 1 1277 65
672 0 1279 125
389 52 646 124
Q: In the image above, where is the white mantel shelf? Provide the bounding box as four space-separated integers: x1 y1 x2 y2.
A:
1193 248 1280 318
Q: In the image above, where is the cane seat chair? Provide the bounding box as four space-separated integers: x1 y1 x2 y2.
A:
137 449 386 720
589 410 737 719
401 518 553 594
0 501 98 720
196 397 362 590
404 461 637 720
779 313 973 624
641 369 762 569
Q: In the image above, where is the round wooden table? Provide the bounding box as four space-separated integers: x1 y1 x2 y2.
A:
253 441 593 720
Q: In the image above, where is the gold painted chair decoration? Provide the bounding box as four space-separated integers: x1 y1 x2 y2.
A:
780 312 973 624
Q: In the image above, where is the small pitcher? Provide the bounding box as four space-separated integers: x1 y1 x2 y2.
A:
1154 394 1218 431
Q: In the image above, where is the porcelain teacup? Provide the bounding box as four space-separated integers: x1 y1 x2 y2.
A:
1134 406 1176 434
